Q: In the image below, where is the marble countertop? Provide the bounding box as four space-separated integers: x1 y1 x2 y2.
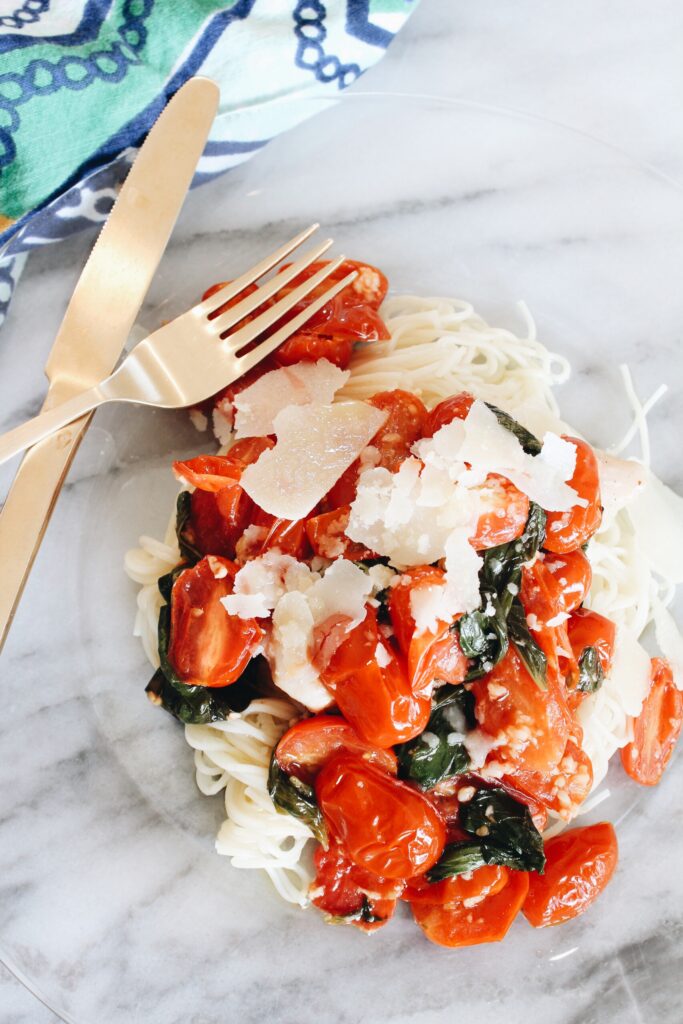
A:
2 2 683 1022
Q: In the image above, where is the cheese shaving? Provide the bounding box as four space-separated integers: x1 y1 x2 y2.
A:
234 359 349 438
240 401 387 521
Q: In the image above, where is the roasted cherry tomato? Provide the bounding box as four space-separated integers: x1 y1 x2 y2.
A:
274 260 390 369
404 864 508 908
520 559 572 683
325 389 428 507
411 868 529 947
470 474 530 550
501 736 593 822
247 507 310 560
567 607 616 677
319 606 431 747
185 438 274 560
471 646 572 773
167 556 263 687
172 455 241 492
542 549 593 613
423 391 475 438
388 566 468 695
310 841 401 932
316 753 446 878
275 716 397 784
523 822 618 928
305 506 375 560
544 437 602 553
621 658 683 786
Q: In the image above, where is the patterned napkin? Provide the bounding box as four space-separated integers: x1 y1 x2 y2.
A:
0 0 418 327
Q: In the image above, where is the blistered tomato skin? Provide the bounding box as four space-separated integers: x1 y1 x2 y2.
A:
542 549 593 612
621 659 683 786
544 437 602 554
311 842 402 932
523 822 618 928
404 864 508 908
411 869 529 948
167 556 263 688
316 753 446 879
423 392 475 437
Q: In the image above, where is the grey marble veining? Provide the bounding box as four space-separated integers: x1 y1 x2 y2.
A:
2 2 683 1022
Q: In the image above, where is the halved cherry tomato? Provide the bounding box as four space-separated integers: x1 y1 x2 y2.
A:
542 549 592 613
470 474 530 550
388 566 468 695
325 389 428 508
520 559 571 683
621 658 683 786
567 607 616 677
316 753 446 878
523 822 618 928
544 437 602 553
501 736 593 822
305 506 375 560
276 332 355 369
172 455 242 493
423 391 475 438
411 868 529 947
167 556 263 687
471 646 572 773
319 606 431 747
275 716 397 784
310 841 401 932
404 864 507 908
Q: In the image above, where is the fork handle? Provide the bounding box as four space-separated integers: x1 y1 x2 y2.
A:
0 386 106 466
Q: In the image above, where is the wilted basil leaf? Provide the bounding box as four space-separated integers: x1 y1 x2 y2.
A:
485 402 542 455
268 755 327 845
507 598 548 691
577 645 605 694
396 686 474 791
427 786 546 880
176 490 202 563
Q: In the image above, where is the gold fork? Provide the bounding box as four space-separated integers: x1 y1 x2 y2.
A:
0 225 355 466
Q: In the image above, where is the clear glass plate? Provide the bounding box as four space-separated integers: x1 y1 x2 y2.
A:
2 94 683 1024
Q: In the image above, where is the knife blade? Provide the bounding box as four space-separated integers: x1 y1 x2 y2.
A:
0 77 219 652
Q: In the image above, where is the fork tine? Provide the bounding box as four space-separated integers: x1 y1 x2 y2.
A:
199 223 320 317
222 256 348 357
209 237 334 336
231 267 358 376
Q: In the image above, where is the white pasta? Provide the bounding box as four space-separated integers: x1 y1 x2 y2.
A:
124 293 681 899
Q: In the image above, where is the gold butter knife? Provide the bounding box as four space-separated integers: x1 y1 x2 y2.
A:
0 77 220 652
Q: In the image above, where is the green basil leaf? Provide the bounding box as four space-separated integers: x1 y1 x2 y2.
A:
145 668 254 724
176 491 202 564
457 596 510 681
507 598 548 691
396 687 474 790
268 755 327 845
426 841 490 880
485 402 542 455
577 645 605 694
460 787 545 873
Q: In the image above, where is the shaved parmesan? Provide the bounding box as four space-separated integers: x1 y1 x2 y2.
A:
234 359 349 438
222 551 314 619
457 403 582 512
596 450 646 523
270 592 332 711
240 401 387 521
628 470 683 584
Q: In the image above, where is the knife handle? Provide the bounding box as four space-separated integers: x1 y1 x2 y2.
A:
0 387 104 466
0 418 90 650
